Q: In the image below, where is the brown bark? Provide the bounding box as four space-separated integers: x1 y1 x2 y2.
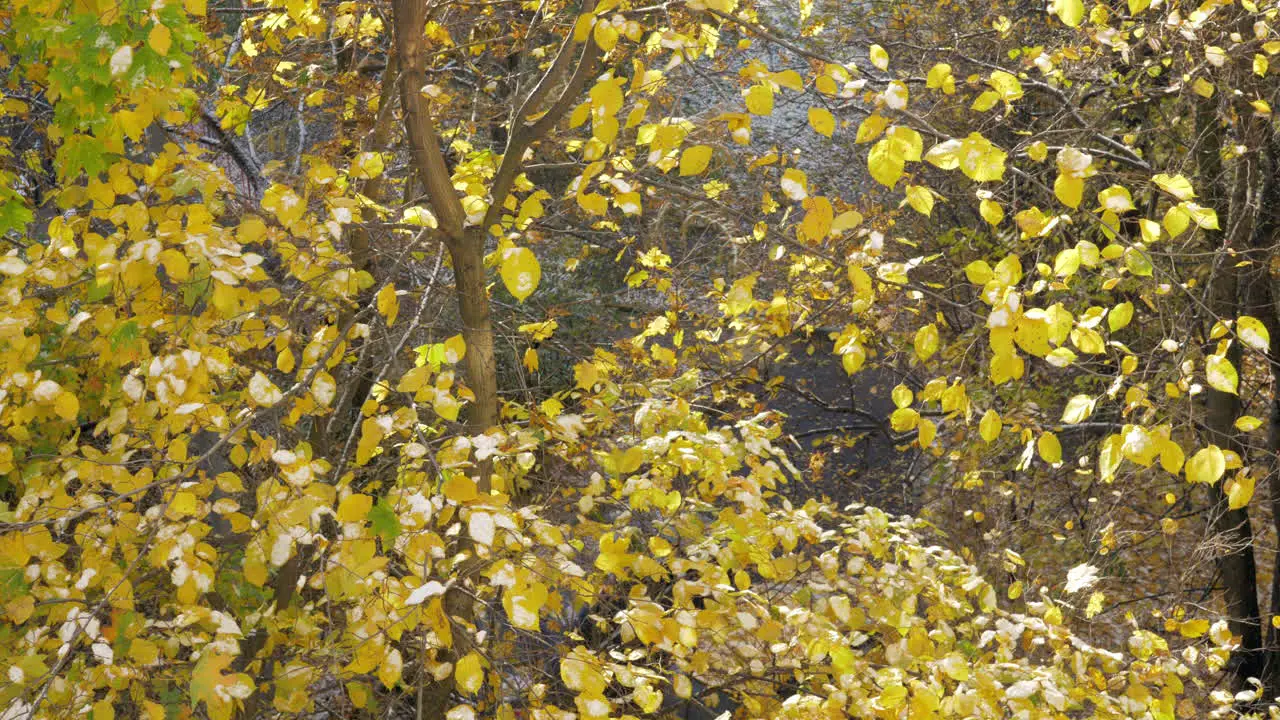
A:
393 0 467 242
393 0 506 467
391 5 498 717
389 2 606 710
450 232 501 467
1251 137 1280 692
1199 95 1265 687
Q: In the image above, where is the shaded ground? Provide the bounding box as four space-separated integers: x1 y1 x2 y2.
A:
764 337 923 515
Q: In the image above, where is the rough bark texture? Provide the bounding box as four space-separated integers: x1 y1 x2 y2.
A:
1254 137 1280 692
1199 95 1264 687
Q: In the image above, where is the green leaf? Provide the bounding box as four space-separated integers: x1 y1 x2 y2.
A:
368 499 402 543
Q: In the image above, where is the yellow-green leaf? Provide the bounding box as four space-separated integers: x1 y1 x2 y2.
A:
1051 0 1084 26
1038 432 1062 464
1205 354 1238 394
1186 445 1226 484
1238 316 1270 351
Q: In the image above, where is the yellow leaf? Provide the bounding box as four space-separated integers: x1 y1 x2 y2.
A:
500 247 541 302
1228 474 1256 510
926 63 954 93
54 391 79 421
1238 315 1270 351
192 652 254 720
159 248 189 281
1236 415 1264 432
904 185 934 215
1108 302 1133 332
148 23 172 55
979 409 1001 443
444 334 467 363
832 210 862 233
679 145 713 176
1054 173 1084 209
965 261 993 285
589 77 623 114
917 418 937 447
1179 618 1211 638
1206 355 1238 394
914 323 939 360
1054 248 1081 277
1062 395 1094 424
744 84 774 115
798 196 833 243
378 649 403 688
980 199 1004 226
890 408 919 432
869 44 889 70
277 347 296 374
442 474 478 503
1052 0 1084 26
593 18 618 51
168 491 200 520
780 168 808 201
1153 173 1196 201
503 580 548 631
352 151 385 179
771 69 804 91
808 107 835 137
455 652 484 695
376 284 399 326
337 494 373 523
855 114 890 143
1186 445 1226 484
1098 185 1135 212
1038 432 1062 464
868 138 905 187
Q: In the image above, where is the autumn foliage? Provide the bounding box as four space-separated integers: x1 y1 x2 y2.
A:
2 0 1279 718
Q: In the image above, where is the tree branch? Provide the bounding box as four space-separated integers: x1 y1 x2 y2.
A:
393 0 468 242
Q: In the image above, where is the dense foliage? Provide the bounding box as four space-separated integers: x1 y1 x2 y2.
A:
3 0 1280 717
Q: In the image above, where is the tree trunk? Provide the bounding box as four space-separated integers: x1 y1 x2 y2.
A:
391 4 501 717
1250 136 1280 694
450 231 501 492
1199 95 1264 688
